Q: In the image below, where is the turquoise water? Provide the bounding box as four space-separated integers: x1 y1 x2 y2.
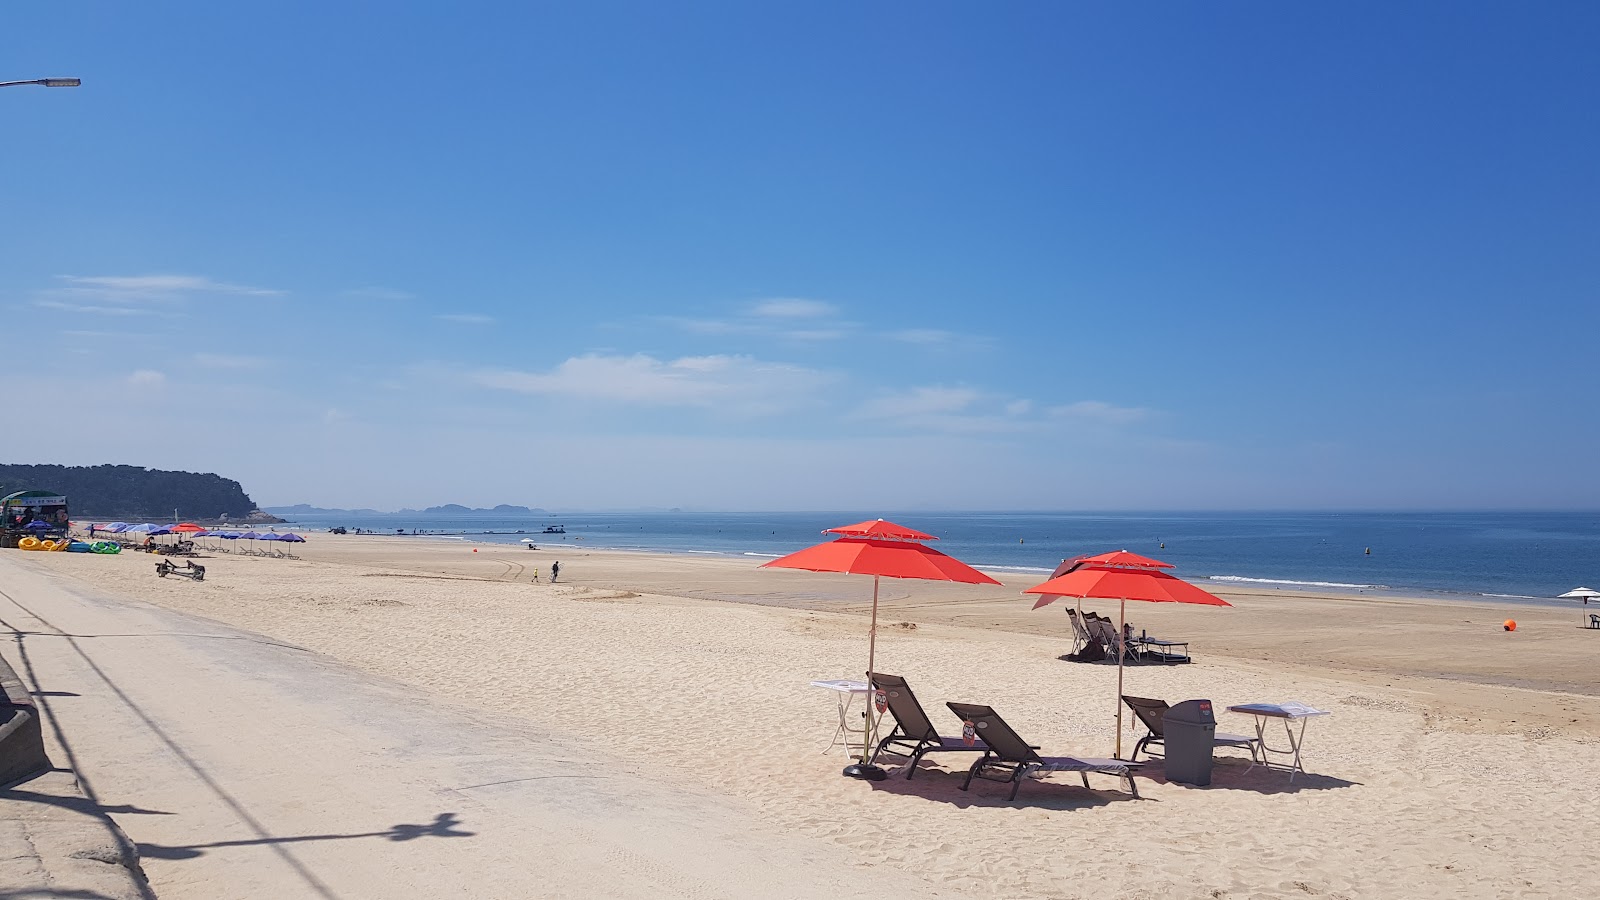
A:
276 510 1600 604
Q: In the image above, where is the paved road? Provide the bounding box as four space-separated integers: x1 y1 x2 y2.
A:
0 555 938 899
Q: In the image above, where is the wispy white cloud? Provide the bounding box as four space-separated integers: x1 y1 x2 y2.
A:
657 298 858 342
36 300 161 316
340 286 415 302
853 386 1036 434
750 298 838 318
127 369 166 388
193 352 270 369
858 386 986 419
61 329 159 339
1048 400 1150 426
58 274 282 299
33 273 282 315
473 353 830 413
887 328 957 345
665 317 762 336
435 313 495 325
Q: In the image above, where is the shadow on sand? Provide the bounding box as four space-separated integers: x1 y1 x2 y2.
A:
0 785 174 819
1132 755 1361 794
136 812 476 861
865 753 1359 807
865 759 1127 811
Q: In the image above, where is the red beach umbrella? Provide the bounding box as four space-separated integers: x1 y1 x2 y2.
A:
762 519 1000 779
814 519 939 541
1024 551 1230 758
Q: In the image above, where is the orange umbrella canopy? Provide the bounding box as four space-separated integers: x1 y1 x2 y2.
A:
1024 551 1229 758
820 518 939 542
762 536 1000 584
760 520 998 775
170 523 208 533
1054 550 1174 573
1025 565 1230 610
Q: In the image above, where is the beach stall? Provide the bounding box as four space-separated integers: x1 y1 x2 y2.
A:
1 489 69 549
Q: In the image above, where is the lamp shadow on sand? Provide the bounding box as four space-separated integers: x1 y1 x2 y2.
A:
137 812 475 861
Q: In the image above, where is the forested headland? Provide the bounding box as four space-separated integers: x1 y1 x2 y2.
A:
0 464 266 520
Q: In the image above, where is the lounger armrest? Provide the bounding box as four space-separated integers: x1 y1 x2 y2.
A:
933 737 989 750
1033 756 1141 773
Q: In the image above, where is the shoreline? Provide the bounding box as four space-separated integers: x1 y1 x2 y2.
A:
267 526 1583 610
282 533 1600 705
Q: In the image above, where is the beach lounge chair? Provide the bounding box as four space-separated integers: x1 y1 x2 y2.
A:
1088 615 1136 662
1065 608 1092 656
867 673 991 778
1121 695 1261 763
1590 613 1600 630
945 702 1140 800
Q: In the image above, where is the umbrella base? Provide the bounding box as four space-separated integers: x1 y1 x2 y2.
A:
842 763 888 781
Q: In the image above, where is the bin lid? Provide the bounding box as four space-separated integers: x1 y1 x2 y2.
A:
1163 699 1216 726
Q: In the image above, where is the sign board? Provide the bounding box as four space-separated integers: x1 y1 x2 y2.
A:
3 496 65 507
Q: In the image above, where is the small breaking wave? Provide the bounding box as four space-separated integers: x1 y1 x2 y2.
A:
1480 592 1543 601
976 565 1054 574
743 552 783 559
1207 575 1386 590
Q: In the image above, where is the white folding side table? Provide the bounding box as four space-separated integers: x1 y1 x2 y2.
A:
1226 702 1330 781
809 679 872 756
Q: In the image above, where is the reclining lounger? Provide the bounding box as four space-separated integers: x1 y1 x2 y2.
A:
868 673 989 778
946 702 1139 801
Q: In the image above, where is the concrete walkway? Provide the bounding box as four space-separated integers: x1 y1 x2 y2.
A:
0 555 941 899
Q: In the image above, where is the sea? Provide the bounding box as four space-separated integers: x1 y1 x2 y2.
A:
271 510 1600 607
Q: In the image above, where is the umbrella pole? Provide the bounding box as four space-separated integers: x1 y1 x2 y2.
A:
1116 598 1126 758
862 574 880 765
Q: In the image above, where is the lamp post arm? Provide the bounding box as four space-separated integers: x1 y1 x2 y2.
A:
0 78 83 89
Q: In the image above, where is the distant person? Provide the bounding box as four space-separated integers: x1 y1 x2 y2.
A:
550 561 560 583
531 566 540 583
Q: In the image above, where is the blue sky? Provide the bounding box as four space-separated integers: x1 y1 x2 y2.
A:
4 3 1597 510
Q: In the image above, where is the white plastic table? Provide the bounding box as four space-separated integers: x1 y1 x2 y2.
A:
1226 702 1330 781
809 679 872 756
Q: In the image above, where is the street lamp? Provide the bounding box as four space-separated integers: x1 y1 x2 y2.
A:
0 78 82 88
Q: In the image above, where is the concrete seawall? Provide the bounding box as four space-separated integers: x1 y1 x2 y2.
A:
0 650 51 787
0 646 152 898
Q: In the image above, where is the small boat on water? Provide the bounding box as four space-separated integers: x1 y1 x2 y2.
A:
543 525 566 534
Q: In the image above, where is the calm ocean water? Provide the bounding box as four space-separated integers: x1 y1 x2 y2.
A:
276 510 1600 605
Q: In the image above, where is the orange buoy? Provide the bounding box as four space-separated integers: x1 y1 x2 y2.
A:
1503 619 1516 632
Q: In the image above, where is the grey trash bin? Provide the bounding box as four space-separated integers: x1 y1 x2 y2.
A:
1163 699 1217 786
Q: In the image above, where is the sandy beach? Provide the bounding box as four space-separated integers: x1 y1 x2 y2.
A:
5 534 1599 898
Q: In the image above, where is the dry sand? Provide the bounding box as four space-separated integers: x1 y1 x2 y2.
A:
7 533 1600 898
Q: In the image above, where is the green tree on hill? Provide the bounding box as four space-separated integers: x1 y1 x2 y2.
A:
0 464 261 519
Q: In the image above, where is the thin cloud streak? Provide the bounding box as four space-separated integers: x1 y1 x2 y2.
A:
750 298 838 318
341 286 416 302
472 353 831 413
58 274 283 298
1049 400 1151 426
193 352 271 369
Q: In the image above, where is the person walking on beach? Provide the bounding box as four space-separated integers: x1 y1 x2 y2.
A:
550 561 560 583
531 566 539 583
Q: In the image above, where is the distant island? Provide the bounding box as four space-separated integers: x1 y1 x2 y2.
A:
0 463 277 521
265 503 548 516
